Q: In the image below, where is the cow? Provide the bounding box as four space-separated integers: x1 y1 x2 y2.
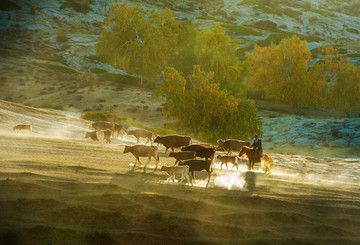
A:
160 165 191 185
181 144 215 160
216 155 239 170
154 135 192 152
85 130 111 144
13 124 32 133
169 151 196 165
178 159 212 187
113 123 126 138
217 139 251 155
89 121 114 132
127 129 154 145
123 145 159 171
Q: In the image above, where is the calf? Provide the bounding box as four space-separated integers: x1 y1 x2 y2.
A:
13 124 32 133
181 144 215 160
85 130 111 143
123 145 159 171
217 139 251 155
178 159 212 187
160 165 190 185
216 155 239 170
154 135 192 152
113 123 125 138
169 151 196 165
127 129 154 145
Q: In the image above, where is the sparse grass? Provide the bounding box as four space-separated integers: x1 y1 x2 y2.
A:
195 16 233 24
56 31 68 43
0 49 21 58
32 62 78 73
256 33 323 47
346 28 359 34
254 20 278 30
282 8 302 18
90 67 107 74
60 0 93 14
222 24 263 36
35 104 65 111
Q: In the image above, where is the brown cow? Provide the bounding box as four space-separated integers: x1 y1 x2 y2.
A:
217 139 251 155
216 155 239 170
123 145 159 171
181 144 215 160
154 135 192 152
13 124 32 133
169 151 196 165
85 130 111 144
127 129 154 145
89 121 114 134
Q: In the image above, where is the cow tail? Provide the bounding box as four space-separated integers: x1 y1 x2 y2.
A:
210 160 214 173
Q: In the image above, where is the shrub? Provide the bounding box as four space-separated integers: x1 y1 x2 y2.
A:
35 104 65 111
60 0 93 14
346 28 359 34
56 31 68 43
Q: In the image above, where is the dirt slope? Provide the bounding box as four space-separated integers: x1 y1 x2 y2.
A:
0 100 360 245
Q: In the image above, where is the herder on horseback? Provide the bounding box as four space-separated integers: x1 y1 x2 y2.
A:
250 134 262 161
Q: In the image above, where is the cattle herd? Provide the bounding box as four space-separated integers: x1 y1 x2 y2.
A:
12 120 273 188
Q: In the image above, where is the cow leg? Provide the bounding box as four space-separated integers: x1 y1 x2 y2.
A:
174 160 178 166
171 147 174 152
145 138 149 145
226 163 229 170
152 152 158 170
206 170 211 188
144 157 151 171
136 137 140 143
133 157 139 170
165 147 169 153
178 174 184 184
171 173 176 183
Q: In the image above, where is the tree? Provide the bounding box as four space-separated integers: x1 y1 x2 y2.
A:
329 58 360 116
157 66 261 142
96 2 179 84
247 35 313 114
194 24 248 96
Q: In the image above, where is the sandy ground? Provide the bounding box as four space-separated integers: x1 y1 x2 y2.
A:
0 101 360 245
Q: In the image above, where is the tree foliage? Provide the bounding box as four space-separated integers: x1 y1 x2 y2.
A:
157 66 261 142
96 2 179 81
247 35 360 115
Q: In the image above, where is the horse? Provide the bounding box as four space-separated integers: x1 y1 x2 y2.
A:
238 146 273 173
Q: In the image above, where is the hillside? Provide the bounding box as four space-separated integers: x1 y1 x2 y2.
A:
0 0 359 146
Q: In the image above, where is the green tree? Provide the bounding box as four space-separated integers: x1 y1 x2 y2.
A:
194 24 249 96
247 35 313 114
96 2 179 84
158 66 261 142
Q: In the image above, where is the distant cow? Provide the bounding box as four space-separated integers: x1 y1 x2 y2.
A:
169 151 196 165
113 123 126 138
154 135 192 152
181 144 215 160
13 124 32 133
89 121 114 133
217 155 239 170
217 139 251 155
123 145 159 171
178 159 212 187
85 130 111 144
127 129 154 145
